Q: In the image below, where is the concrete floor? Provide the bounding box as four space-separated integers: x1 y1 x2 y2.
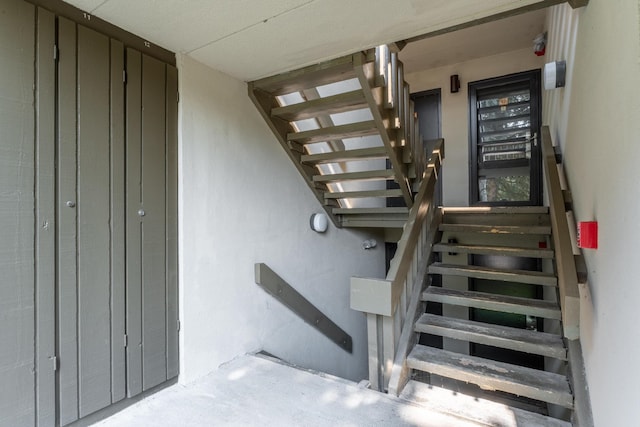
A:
94 354 487 427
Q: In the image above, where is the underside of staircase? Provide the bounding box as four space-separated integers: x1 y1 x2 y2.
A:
396 206 575 426
249 45 437 229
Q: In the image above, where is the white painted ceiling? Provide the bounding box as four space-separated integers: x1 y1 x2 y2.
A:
401 9 547 74
62 0 550 81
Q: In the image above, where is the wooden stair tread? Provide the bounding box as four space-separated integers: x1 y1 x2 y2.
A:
287 121 378 144
271 90 368 121
415 313 567 360
301 146 388 164
399 380 572 427
407 345 573 409
441 206 549 215
433 243 554 259
422 286 561 320
429 262 557 286
439 224 551 235
250 54 359 95
324 189 402 199
333 207 408 214
313 169 395 183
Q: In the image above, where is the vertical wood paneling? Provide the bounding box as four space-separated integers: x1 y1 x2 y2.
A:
165 65 179 379
57 16 79 427
125 48 143 398
77 25 112 417
35 7 57 427
110 39 127 404
0 1 36 426
141 55 168 390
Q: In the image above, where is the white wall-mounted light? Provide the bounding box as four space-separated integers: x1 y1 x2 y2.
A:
544 60 566 90
362 239 377 250
310 213 328 233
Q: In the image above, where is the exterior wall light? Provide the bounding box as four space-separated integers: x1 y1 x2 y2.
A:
310 213 328 233
544 60 566 90
362 239 377 250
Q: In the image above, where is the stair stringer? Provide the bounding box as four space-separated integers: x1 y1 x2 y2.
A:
387 209 443 396
249 46 427 229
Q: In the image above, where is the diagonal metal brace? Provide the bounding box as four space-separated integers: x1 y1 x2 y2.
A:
255 263 353 353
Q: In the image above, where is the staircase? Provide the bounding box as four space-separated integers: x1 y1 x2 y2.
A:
248 44 582 425
396 206 574 425
249 45 436 229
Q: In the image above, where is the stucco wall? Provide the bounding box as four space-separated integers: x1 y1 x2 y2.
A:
405 48 544 206
544 1 640 425
177 54 385 384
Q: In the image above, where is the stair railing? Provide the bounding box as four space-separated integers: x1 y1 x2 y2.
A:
541 126 581 340
350 139 444 391
374 45 426 189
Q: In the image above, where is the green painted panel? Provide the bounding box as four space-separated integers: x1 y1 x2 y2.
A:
0 1 36 426
36 8 57 427
125 48 143 398
77 24 112 418
110 38 127 405
165 64 179 380
57 16 79 426
141 54 168 391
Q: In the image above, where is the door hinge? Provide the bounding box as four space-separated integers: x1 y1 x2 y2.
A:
123 70 127 84
177 320 181 331
51 356 58 371
53 44 59 61
177 91 180 103
124 334 128 347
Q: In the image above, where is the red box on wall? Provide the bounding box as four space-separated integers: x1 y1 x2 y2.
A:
577 221 598 249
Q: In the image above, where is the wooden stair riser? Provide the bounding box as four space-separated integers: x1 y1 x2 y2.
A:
288 121 379 145
439 224 551 235
415 314 567 360
422 287 561 320
313 169 395 183
429 262 557 287
301 146 388 165
407 345 574 409
271 89 368 121
442 212 550 227
400 380 572 427
433 243 554 259
250 53 364 96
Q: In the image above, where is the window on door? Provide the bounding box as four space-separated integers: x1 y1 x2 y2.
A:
469 70 542 206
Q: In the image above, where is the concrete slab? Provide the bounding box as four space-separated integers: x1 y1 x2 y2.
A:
95 354 487 426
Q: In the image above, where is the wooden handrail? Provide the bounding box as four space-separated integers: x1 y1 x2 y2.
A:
350 139 444 390
541 126 580 340
386 139 443 309
255 263 353 352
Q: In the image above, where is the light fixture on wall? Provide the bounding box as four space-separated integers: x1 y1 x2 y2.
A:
544 60 566 90
450 74 460 93
310 213 328 233
362 239 377 250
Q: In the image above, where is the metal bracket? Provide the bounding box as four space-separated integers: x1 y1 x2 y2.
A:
255 263 353 353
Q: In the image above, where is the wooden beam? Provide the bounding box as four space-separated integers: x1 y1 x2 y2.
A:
256 263 352 353
568 0 589 8
403 0 568 44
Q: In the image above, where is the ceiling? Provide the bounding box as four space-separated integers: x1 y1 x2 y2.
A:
61 0 551 81
400 9 546 74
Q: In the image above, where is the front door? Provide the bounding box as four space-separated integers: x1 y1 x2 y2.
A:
467 71 545 377
469 70 542 206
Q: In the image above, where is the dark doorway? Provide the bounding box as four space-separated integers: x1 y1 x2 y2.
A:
469 70 542 206
413 89 442 207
